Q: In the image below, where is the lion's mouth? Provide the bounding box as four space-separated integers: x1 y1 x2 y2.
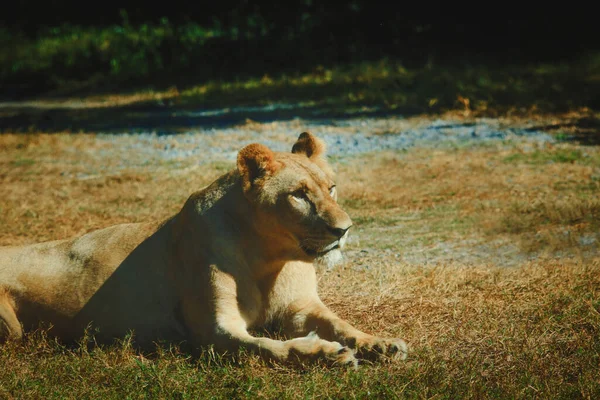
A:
301 242 340 257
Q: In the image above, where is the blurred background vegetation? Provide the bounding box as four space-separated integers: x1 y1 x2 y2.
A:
1 1 599 115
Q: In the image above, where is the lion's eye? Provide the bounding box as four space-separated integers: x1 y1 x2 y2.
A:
290 189 308 202
329 185 337 198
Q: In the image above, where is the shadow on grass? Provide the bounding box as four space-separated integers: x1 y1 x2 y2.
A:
0 101 415 134
525 117 600 145
1 58 599 136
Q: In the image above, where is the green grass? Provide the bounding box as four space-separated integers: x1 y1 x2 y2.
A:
2 23 599 116
1 22 220 85
503 148 585 164
10 158 36 167
173 58 600 114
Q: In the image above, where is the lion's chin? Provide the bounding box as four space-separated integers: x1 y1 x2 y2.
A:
314 248 344 269
301 234 348 269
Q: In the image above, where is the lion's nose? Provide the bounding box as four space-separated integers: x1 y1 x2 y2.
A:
328 225 352 239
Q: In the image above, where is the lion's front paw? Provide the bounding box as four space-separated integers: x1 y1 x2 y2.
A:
350 337 408 362
329 343 359 368
286 334 358 368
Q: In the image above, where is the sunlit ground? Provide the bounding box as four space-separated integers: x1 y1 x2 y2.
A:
1 115 599 398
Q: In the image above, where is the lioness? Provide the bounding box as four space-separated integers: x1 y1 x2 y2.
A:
0 132 407 366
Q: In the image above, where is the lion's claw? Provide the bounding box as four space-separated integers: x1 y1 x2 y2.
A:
351 337 408 361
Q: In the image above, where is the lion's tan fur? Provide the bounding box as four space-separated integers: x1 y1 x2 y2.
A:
0 132 406 366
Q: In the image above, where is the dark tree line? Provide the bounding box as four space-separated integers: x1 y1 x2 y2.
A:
3 1 597 61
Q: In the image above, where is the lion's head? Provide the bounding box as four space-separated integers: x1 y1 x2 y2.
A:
237 132 352 267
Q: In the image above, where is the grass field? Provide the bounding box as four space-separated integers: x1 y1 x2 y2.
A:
1 120 599 398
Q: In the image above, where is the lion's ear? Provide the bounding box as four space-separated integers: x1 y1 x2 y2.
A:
237 143 279 192
291 131 335 178
291 131 326 159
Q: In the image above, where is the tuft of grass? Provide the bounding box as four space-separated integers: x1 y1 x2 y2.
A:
10 158 35 167
503 148 584 164
495 198 600 234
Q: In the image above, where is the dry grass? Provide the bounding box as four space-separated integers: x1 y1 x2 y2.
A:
0 133 216 245
320 259 600 396
337 142 600 262
0 261 597 399
1 128 599 398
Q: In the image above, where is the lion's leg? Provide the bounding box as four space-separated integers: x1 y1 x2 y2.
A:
179 287 357 367
284 299 407 361
267 261 407 361
210 315 357 368
0 290 23 342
